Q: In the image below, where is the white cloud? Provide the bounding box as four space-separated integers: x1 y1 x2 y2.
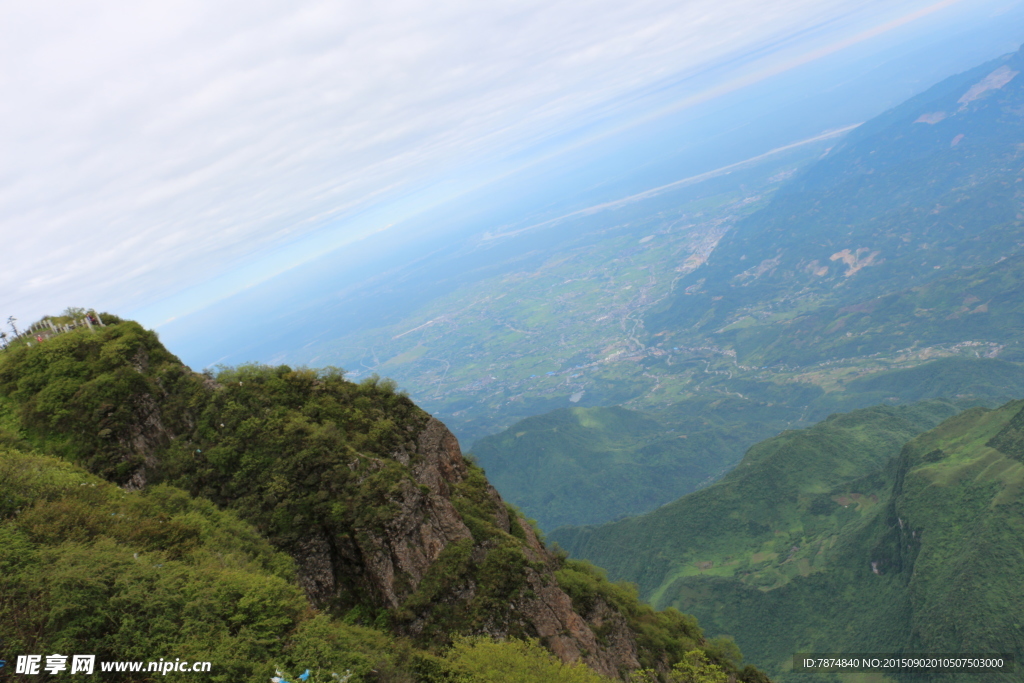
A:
0 0 967 322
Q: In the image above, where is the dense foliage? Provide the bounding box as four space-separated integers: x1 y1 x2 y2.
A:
0 319 767 682
5 444 742 683
553 399 1024 681
0 448 400 682
162 363 427 567
0 322 430 609
0 316 197 484
0 425 732 683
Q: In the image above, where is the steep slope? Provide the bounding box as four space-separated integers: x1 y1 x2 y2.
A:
0 318 768 682
548 401 960 602
552 400 1024 681
0 445 682 683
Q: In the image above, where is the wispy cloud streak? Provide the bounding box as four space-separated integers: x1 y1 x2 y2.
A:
0 0 976 321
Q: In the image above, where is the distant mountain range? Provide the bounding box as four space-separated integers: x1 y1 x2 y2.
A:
649 45 1024 365
477 42 1024 534
499 43 1024 681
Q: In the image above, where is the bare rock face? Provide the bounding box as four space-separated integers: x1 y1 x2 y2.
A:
358 481 474 609
298 416 644 680
293 530 337 606
411 417 468 496
121 392 173 491
513 521 642 678
121 348 179 491
356 418 476 609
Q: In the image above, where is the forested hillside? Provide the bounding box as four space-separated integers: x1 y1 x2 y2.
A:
551 399 1024 681
469 404 788 530
0 318 769 683
474 357 1024 530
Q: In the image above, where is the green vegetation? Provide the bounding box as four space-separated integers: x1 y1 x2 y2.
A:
442 637 612 683
0 317 769 682
551 559 768 682
0 447 401 682
552 399 1024 681
0 314 196 483
0 321 430 610
548 401 960 598
629 650 756 683
470 404 794 530
473 358 1024 531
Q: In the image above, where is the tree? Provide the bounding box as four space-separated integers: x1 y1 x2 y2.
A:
668 651 729 683
445 637 613 682
629 651 730 683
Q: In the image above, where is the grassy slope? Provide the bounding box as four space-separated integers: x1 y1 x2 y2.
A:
548 401 960 599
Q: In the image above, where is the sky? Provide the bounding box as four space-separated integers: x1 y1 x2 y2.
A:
2 0 1022 335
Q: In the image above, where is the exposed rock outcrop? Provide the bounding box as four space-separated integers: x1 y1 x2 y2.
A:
294 416 644 678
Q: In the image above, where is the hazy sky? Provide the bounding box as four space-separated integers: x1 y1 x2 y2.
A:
0 0 1016 329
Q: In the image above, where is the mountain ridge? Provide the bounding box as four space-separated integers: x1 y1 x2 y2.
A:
0 317 769 682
